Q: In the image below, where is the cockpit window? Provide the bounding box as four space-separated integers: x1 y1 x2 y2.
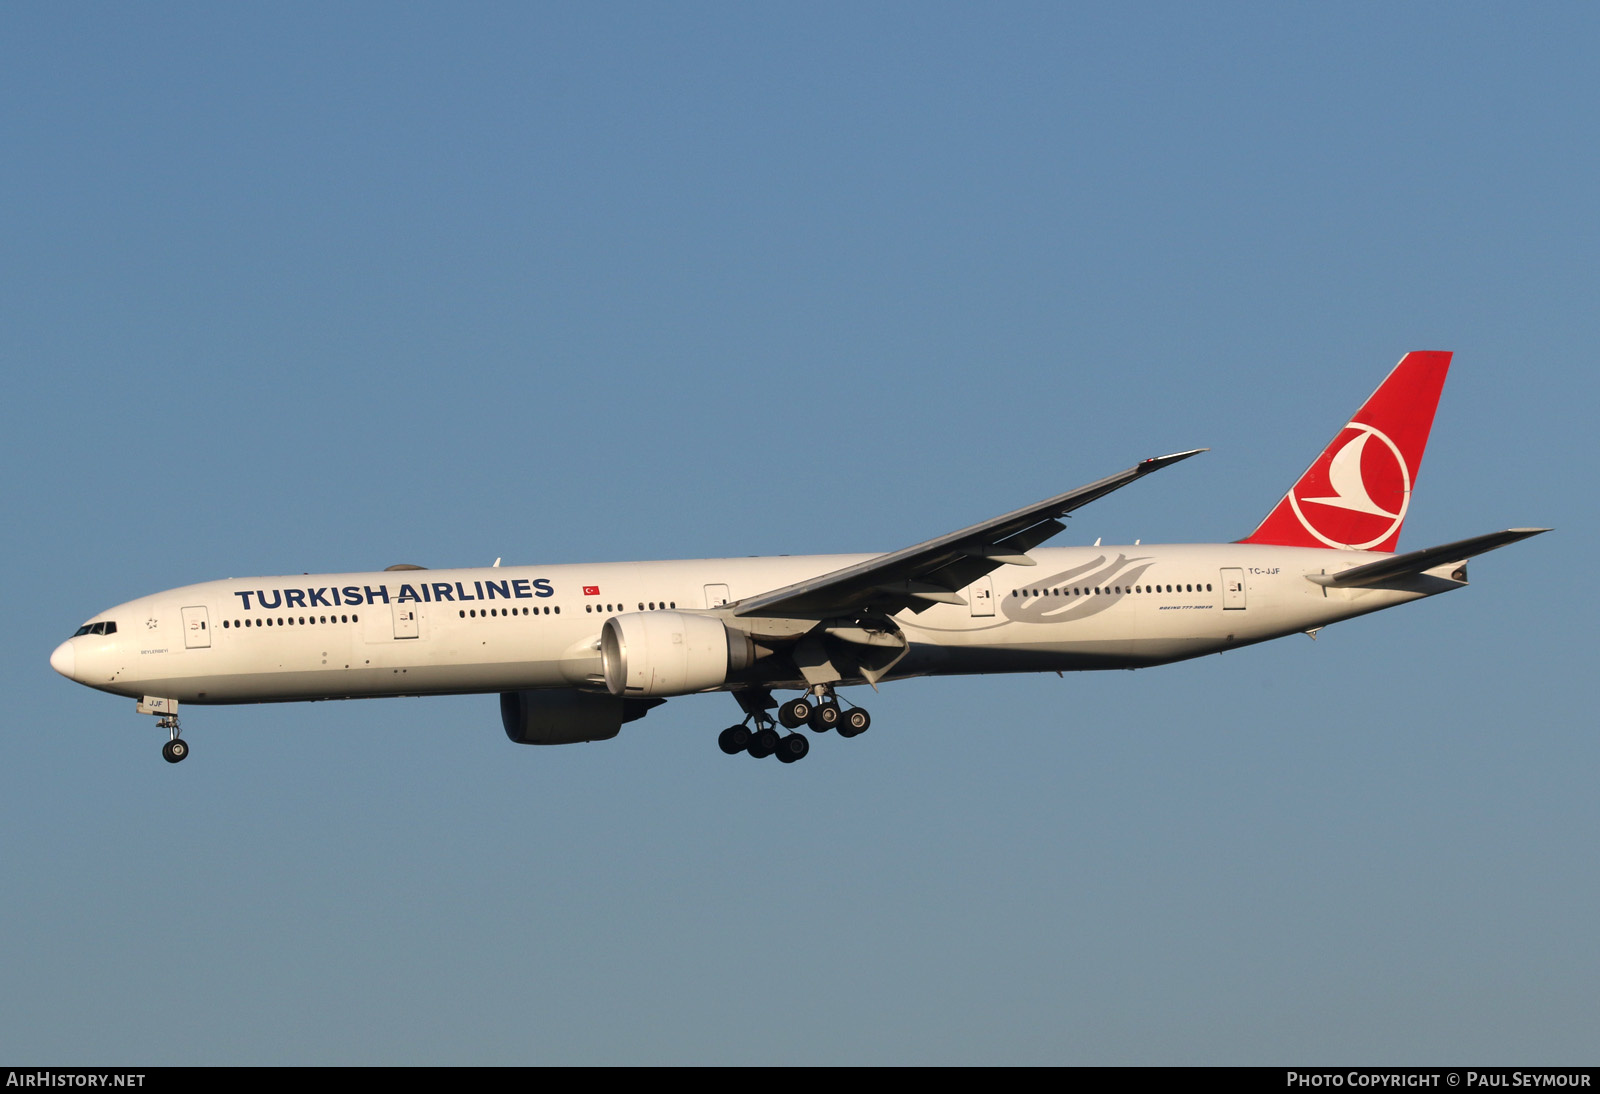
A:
71 621 117 637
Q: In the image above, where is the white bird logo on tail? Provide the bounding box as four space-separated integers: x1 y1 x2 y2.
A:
1302 429 1400 517
1288 421 1411 549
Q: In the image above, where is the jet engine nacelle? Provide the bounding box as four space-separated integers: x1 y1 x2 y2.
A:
500 688 660 745
601 611 754 697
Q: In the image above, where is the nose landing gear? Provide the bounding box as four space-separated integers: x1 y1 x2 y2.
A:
138 696 188 764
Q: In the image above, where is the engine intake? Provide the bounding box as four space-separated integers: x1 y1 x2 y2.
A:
601 611 754 697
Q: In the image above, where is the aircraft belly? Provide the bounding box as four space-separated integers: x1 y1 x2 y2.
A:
896 636 1219 675
146 658 563 704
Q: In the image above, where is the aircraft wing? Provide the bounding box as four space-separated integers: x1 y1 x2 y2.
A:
732 449 1206 619
1307 527 1551 588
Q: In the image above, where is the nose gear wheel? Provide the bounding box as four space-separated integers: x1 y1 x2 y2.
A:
157 714 188 763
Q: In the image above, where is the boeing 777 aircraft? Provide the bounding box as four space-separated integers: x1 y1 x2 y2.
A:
51 352 1545 765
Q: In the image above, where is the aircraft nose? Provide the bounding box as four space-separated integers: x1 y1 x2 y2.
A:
50 640 76 680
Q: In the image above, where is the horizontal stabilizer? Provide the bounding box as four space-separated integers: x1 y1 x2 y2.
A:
1307 528 1550 588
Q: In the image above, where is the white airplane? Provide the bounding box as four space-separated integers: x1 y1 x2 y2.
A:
51 352 1546 765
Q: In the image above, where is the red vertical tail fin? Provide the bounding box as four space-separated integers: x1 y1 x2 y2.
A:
1240 351 1452 552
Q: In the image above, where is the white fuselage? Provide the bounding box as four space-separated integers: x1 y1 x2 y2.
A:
53 542 1446 707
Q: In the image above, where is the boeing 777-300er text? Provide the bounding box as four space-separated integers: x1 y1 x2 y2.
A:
52 352 1546 765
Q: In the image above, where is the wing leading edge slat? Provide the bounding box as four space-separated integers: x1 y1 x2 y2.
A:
732 449 1206 619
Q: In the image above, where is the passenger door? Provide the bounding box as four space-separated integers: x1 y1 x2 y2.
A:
181 606 211 648
1221 568 1246 610
392 603 420 638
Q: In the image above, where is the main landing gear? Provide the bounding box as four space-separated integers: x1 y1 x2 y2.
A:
717 722 809 763
719 687 872 764
776 692 872 738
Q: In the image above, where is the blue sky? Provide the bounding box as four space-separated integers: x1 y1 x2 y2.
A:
2 4 1593 1064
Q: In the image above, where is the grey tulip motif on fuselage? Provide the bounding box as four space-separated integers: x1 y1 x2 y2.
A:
1000 554 1157 624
